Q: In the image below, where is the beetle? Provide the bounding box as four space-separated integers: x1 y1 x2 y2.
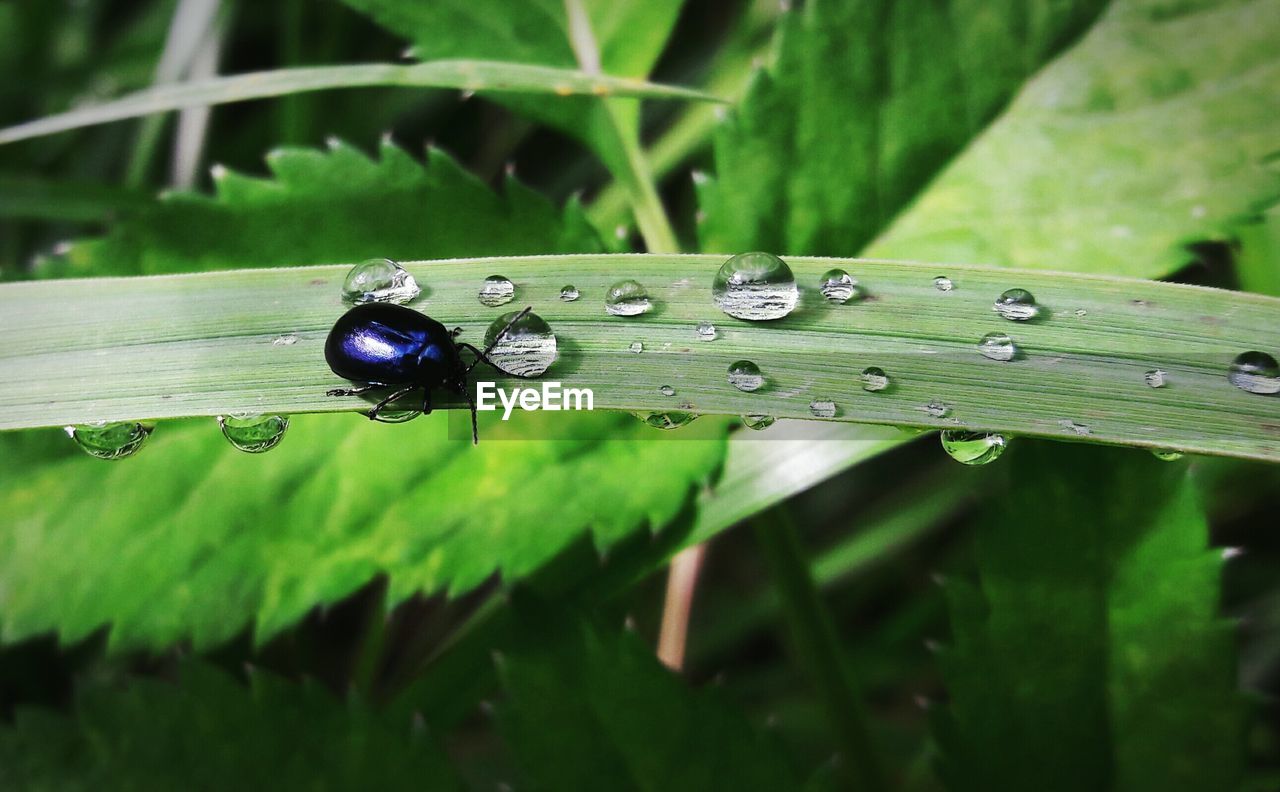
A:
324 302 532 443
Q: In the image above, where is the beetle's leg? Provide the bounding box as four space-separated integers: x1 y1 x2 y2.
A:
365 386 416 421
464 387 479 445
450 326 464 338
421 387 433 415
326 384 377 397
457 341 539 380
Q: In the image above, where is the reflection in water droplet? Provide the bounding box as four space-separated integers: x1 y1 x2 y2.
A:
1152 448 1184 461
696 321 717 341
218 413 289 453
342 258 420 304
1074 309 1088 318
819 269 862 303
478 275 515 307
809 399 837 419
925 400 950 418
940 430 1008 465
934 276 954 292
65 421 151 460
978 332 1018 362
659 385 675 397
635 411 698 430
605 279 652 316
860 367 890 392
559 285 580 302
483 310 557 377
742 414 775 431
713 252 798 321
728 360 765 392
1144 369 1166 388
629 341 644 354
273 333 299 346
1059 419 1091 436
1228 351 1280 394
993 288 1041 321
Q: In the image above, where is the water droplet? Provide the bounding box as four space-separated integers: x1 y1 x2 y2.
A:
478 275 515 307
819 269 862 303
628 341 644 354
372 409 421 423
978 332 1018 362
1059 419 1091 436
861 366 890 392
635 411 698 430
1074 309 1088 318
1144 369 1166 388
659 384 676 397
272 333 299 346
483 310 557 377
993 288 1041 321
65 421 151 460
727 360 765 392
605 279 652 316
742 414 775 431
940 430 1008 466
933 276 953 292
712 252 798 321
809 399 837 418
559 285 580 302
696 321 717 341
217 413 289 453
342 258 420 305
1152 448 1184 461
1227 351 1280 394
925 400 950 418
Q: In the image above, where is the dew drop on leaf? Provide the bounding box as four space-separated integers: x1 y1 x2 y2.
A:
218 414 289 454
727 360 765 392
860 367 890 392
342 258 420 305
659 384 675 397
635 411 698 430
809 399 837 418
65 421 151 460
742 414 775 431
712 252 798 321
605 279 652 316
978 332 1018 362
1145 369 1167 388
629 340 644 354
1152 448 1184 461
819 269 861 303
483 310 557 377
1227 351 1280 394
478 275 515 307
993 288 1041 321
933 276 953 292
696 321 717 341
272 333 299 346
940 430 1008 466
559 285 580 302
924 400 950 418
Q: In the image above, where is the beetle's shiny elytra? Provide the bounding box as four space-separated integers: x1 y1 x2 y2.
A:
324 302 531 443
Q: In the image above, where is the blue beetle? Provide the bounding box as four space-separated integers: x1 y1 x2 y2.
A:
324 303 531 443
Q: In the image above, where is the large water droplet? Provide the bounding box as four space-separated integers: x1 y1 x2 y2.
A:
742 414 776 431
478 275 515 307
65 421 151 460
809 399 837 418
1144 369 1166 388
696 321 717 341
861 367 890 392
1227 351 1280 394
993 288 1041 321
978 332 1018 362
218 413 289 453
342 258 420 305
659 384 676 397
636 411 698 430
933 276 953 292
940 430 1008 466
628 340 644 354
728 360 765 392
712 252 798 321
819 269 862 304
1152 448 1184 461
924 400 950 418
605 279 652 316
559 285 580 302
483 310 557 377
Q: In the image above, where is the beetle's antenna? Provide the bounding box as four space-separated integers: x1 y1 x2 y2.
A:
463 306 533 374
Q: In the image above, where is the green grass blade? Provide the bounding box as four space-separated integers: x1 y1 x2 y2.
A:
2 254 1277 460
0 61 719 145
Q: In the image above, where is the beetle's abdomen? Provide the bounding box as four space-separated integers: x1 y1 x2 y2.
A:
325 303 457 386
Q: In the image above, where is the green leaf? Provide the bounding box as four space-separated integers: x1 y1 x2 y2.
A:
64 138 604 275
494 595 806 791
1238 204 1280 297
0 663 462 790
0 60 716 146
0 413 725 650
698 0 1107 255
0 174 151 223
869 0 1280 278
935 443 1247 791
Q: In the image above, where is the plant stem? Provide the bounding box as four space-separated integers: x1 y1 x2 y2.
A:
753 506 889 792
656 543 707 670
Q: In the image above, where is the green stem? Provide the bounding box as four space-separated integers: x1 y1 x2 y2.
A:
753 506 889 792
602 103 680 253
